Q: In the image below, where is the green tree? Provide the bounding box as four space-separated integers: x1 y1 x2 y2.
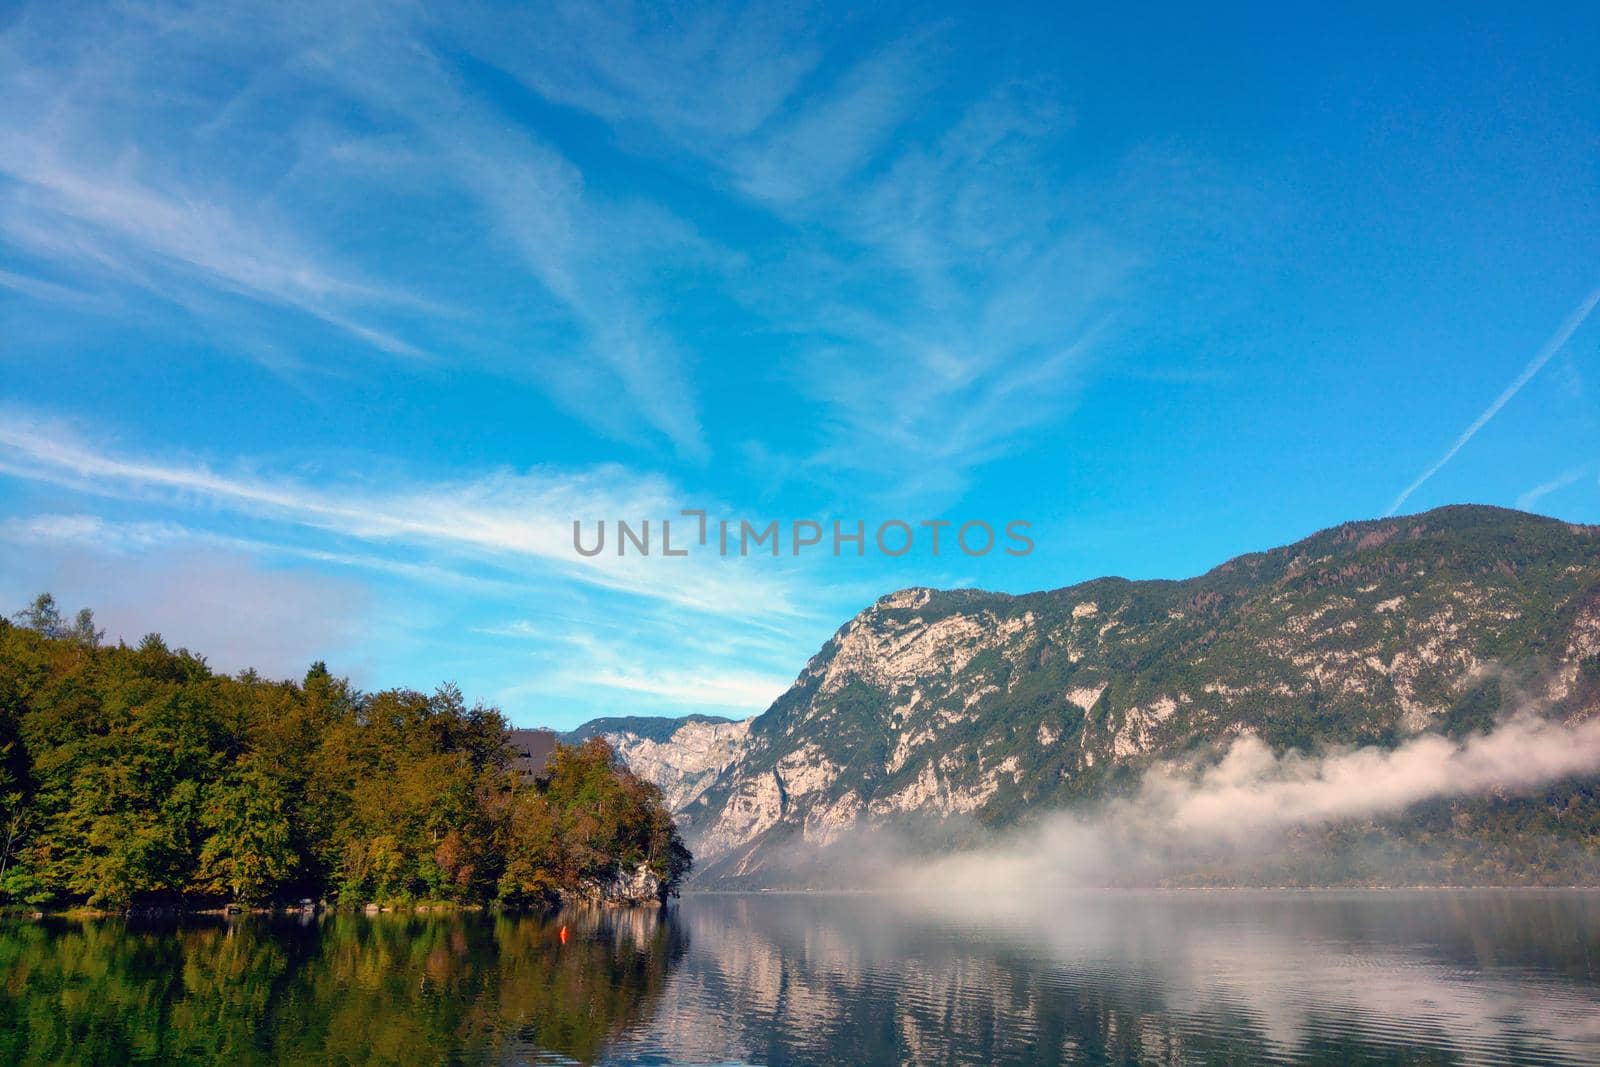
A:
197 763 296 903
0 597 693 909
11 594 64 638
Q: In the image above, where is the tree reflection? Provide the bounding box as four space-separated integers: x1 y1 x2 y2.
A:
0 907 685 1065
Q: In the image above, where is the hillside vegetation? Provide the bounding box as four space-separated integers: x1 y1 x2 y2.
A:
0 596 690 910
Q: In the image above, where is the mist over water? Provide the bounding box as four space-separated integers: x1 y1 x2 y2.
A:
913 713 1600 896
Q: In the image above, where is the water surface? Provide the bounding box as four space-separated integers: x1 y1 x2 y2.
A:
2 890 1596 1065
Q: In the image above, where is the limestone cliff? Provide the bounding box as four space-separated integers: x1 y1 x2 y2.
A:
559 862 674 907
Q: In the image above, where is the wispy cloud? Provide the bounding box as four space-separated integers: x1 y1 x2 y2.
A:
0 437 826 724
579 665 787 711
0 507 810 722
288 5 712 456
1387 285 1600 516
1515 466 1589 513
0 511 557 601
726 35 932 205
0 59 432 360
0 412 801 619
0 0 1174 492
769 86 1133 501
0 513 191 554
483 616 795 716
0 0 711 455
540 630 789 711
449 12 1151 500
0 267 99 306
443 1 822 149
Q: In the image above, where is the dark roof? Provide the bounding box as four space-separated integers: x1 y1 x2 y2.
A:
506 728 559 779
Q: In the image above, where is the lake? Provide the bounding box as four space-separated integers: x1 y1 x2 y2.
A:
2 890 1597 1065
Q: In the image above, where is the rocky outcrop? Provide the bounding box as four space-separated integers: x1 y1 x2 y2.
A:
583 507 1600 886
559 862 671 907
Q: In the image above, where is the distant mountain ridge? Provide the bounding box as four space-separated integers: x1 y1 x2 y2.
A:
561 714 735 746
574 506 1600 886
566 715 753 815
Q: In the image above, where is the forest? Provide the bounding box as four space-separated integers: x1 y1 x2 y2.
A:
0 594 690 910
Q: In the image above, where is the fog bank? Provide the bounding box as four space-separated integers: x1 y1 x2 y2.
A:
915 713 1600 893
1144 712 1600 839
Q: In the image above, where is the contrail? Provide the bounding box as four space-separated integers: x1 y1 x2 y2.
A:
1515 466 1588 512
1387 285 1600 516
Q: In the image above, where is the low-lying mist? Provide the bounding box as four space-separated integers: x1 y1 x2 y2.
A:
901 712 1600 896
1146 712 1600 839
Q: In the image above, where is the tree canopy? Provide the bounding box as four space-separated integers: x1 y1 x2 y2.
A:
0 597 690 909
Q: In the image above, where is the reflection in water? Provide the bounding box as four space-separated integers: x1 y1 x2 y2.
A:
1 891 1597 1065
613 891 1600 1066
0 907 682 1065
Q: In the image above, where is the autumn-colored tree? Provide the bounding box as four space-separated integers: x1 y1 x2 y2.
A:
0 595 691 909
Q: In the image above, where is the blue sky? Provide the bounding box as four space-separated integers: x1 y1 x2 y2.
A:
1 1 1596 728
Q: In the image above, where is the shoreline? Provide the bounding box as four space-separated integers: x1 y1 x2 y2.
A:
681 883 1600 896
8 883 1599 919
1 899 673 920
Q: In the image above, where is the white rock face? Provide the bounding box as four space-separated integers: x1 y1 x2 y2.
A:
1066 685 1105 712
865 757 1002 818
601 718 754 810
564 862 666 906
1112 697 1176 758
776 743 838 797
817 612 990 694
803 790 863 846
699 771 785 859
1551 595 1600 713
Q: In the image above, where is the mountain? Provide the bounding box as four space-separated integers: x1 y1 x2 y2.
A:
565 715 753 813
561 714 735 746
582 506 1600 886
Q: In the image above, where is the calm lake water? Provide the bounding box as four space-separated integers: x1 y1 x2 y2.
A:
2 890 1597 1065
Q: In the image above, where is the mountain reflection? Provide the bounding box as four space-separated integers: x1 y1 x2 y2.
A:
606 891 1600 1065
2 892 1597 1065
